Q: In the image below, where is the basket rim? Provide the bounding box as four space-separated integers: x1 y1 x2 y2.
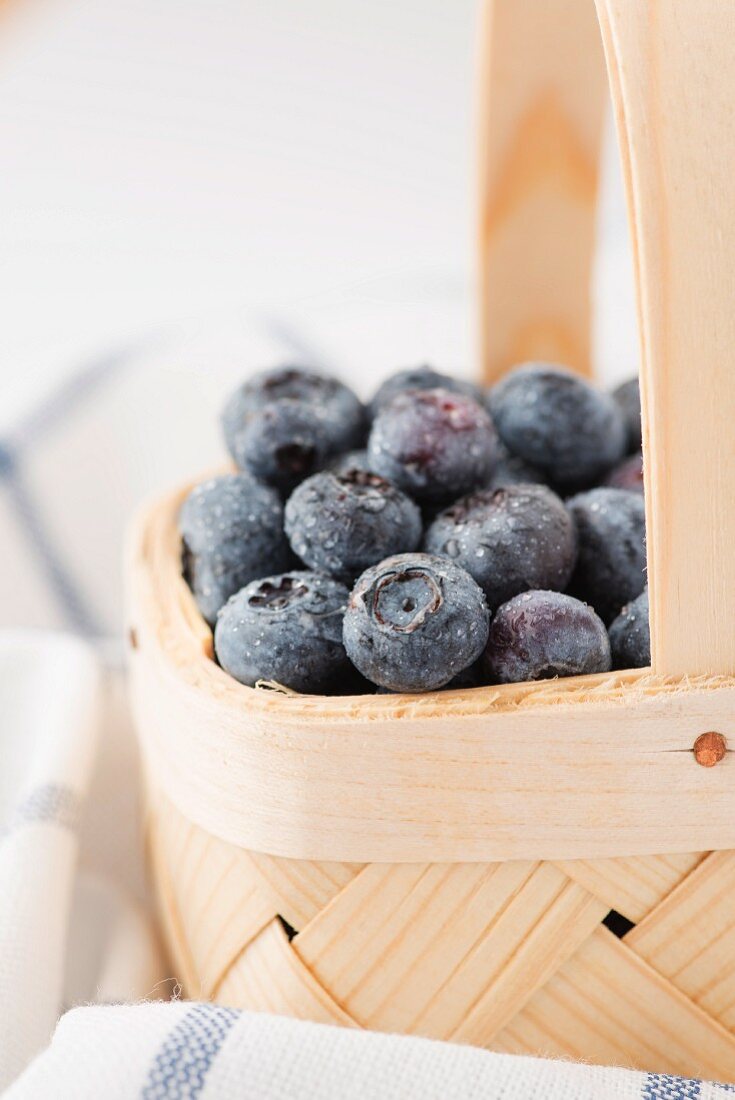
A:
127 476 735 725
126 477 735 863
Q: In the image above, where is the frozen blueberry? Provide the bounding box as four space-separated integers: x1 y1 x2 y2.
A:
604 452 644 494
229 400 330 493
343 552 489 692
567 487 646 623
608 589 650 670
214 571 350 693
488 363 626 492
424 484 576 611
329 449 376 477
285 469 422 582
369 365 483 420
367 388 499 504
179 474 290 625
612 377 642 453
482 590 611 684
484 439 546 489
222 365 365 458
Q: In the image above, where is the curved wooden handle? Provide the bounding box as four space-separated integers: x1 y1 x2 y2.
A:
480 1 735 677
597 1 735 676
477 0 607 384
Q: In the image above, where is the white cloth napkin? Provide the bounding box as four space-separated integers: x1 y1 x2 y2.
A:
8 1001 730 1100
0 633 99 1089
2 628 733 1099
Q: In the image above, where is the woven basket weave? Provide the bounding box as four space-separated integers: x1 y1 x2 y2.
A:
129 0 735 1080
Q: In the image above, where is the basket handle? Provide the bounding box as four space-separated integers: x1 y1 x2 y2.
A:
479 0 735 678
477 0 607 383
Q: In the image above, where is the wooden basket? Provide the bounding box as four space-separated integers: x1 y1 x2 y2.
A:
128 0 735 1079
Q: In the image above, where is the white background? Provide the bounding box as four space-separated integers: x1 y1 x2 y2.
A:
0 0 637 633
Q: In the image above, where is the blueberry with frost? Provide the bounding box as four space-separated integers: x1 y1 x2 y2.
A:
343 552 489 692
180 473 289 624
285 469 422 582
367 388 499 504
612 377 642 453
488 363 626 492
369 365 483 420
484 438 546 489
608 589 650 669
424 483 576 610
222 365 365 459
604 452 644 494
482 590 611 684
230 400 330 493
329 449 375 477
567 487 646 623
214 571 350 693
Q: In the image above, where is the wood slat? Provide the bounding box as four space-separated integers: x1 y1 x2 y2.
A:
493 928 735 1080
153 791 273 996
477 0 606 381
145 807 199 995
215 919 358 1028
597 0 735 676
626 850 735 1031
244 849 364 932
555 852 706 923
294 861 606 1041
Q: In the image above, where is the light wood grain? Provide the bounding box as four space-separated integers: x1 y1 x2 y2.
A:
554 852 705 923
627 851 735 1031
151 786 274 996
596 0 735 677
477 0 606 383
493 928 735 1079
144 779 735 1078
129 483 735 863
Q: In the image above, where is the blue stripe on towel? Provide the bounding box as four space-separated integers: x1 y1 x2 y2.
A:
140 1004 239 1099
643 1074 701 1098
1 783 80 840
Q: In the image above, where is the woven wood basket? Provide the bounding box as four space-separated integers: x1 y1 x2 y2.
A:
128 0 735 1080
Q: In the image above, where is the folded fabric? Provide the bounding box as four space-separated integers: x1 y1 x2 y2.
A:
8 1001 732 1100
0 632 164 1093
0 633 99 1091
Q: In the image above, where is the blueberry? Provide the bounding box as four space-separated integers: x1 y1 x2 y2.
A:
369 365 483 420
488 363 626 492
604 452 644 494
285 469 422 582
179 474 290 624
482 590 611 684
222 365 365 458
373 659 483 694
608 588 650 669
329 449 375 477
567 487 646 623
485 439 546 489
230 400 330 493
367 388 499 504
214 571 350 693
424 484 576 610
343 552 489 692
612 377 642 453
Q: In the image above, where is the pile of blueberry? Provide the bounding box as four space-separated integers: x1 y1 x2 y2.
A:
180 363 649 694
